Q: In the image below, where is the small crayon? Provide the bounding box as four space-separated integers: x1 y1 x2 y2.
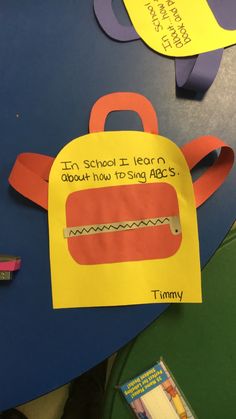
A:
162 379 187 419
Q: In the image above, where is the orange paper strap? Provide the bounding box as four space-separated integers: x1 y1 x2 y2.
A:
89 92 159 134
181 136 234 207
8 153 54 210
8 136 234 211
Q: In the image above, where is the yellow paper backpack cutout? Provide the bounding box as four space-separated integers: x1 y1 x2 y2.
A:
48 93 201 308
123 0 236 57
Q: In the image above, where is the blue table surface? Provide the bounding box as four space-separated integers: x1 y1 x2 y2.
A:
0 0 236 410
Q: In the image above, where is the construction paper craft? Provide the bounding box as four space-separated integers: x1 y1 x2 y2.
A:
47 93 201 307
102 229 236 419
121 360 196 418
0 255 21 280
1 2 236 409
9 93 234 309
175 49 223 92
94 0 140 41
94 0 236 91
175 0 236 90
123 0 236 57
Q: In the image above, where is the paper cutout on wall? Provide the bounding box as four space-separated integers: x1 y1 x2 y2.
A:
123 0 236 57
48 130 201 308
94 0 236 92
8 93 234 309
48 93 202 308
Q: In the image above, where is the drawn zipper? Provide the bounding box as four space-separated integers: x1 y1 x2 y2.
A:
64 216 181 238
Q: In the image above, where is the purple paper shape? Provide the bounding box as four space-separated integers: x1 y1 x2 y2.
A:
207 0 236 30
176 0 236 91
94 0 139 41
94 0 236 93
175 49 224 92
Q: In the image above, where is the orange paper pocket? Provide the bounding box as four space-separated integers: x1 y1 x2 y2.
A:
65 183 182 265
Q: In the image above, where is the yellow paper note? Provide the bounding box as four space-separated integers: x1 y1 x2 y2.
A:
123 0 236 56
48 131 201 308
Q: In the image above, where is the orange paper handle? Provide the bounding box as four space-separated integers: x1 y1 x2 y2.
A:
8 135 234 212
89 92 159 134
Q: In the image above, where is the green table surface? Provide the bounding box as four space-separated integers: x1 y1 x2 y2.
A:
103 228 236 419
